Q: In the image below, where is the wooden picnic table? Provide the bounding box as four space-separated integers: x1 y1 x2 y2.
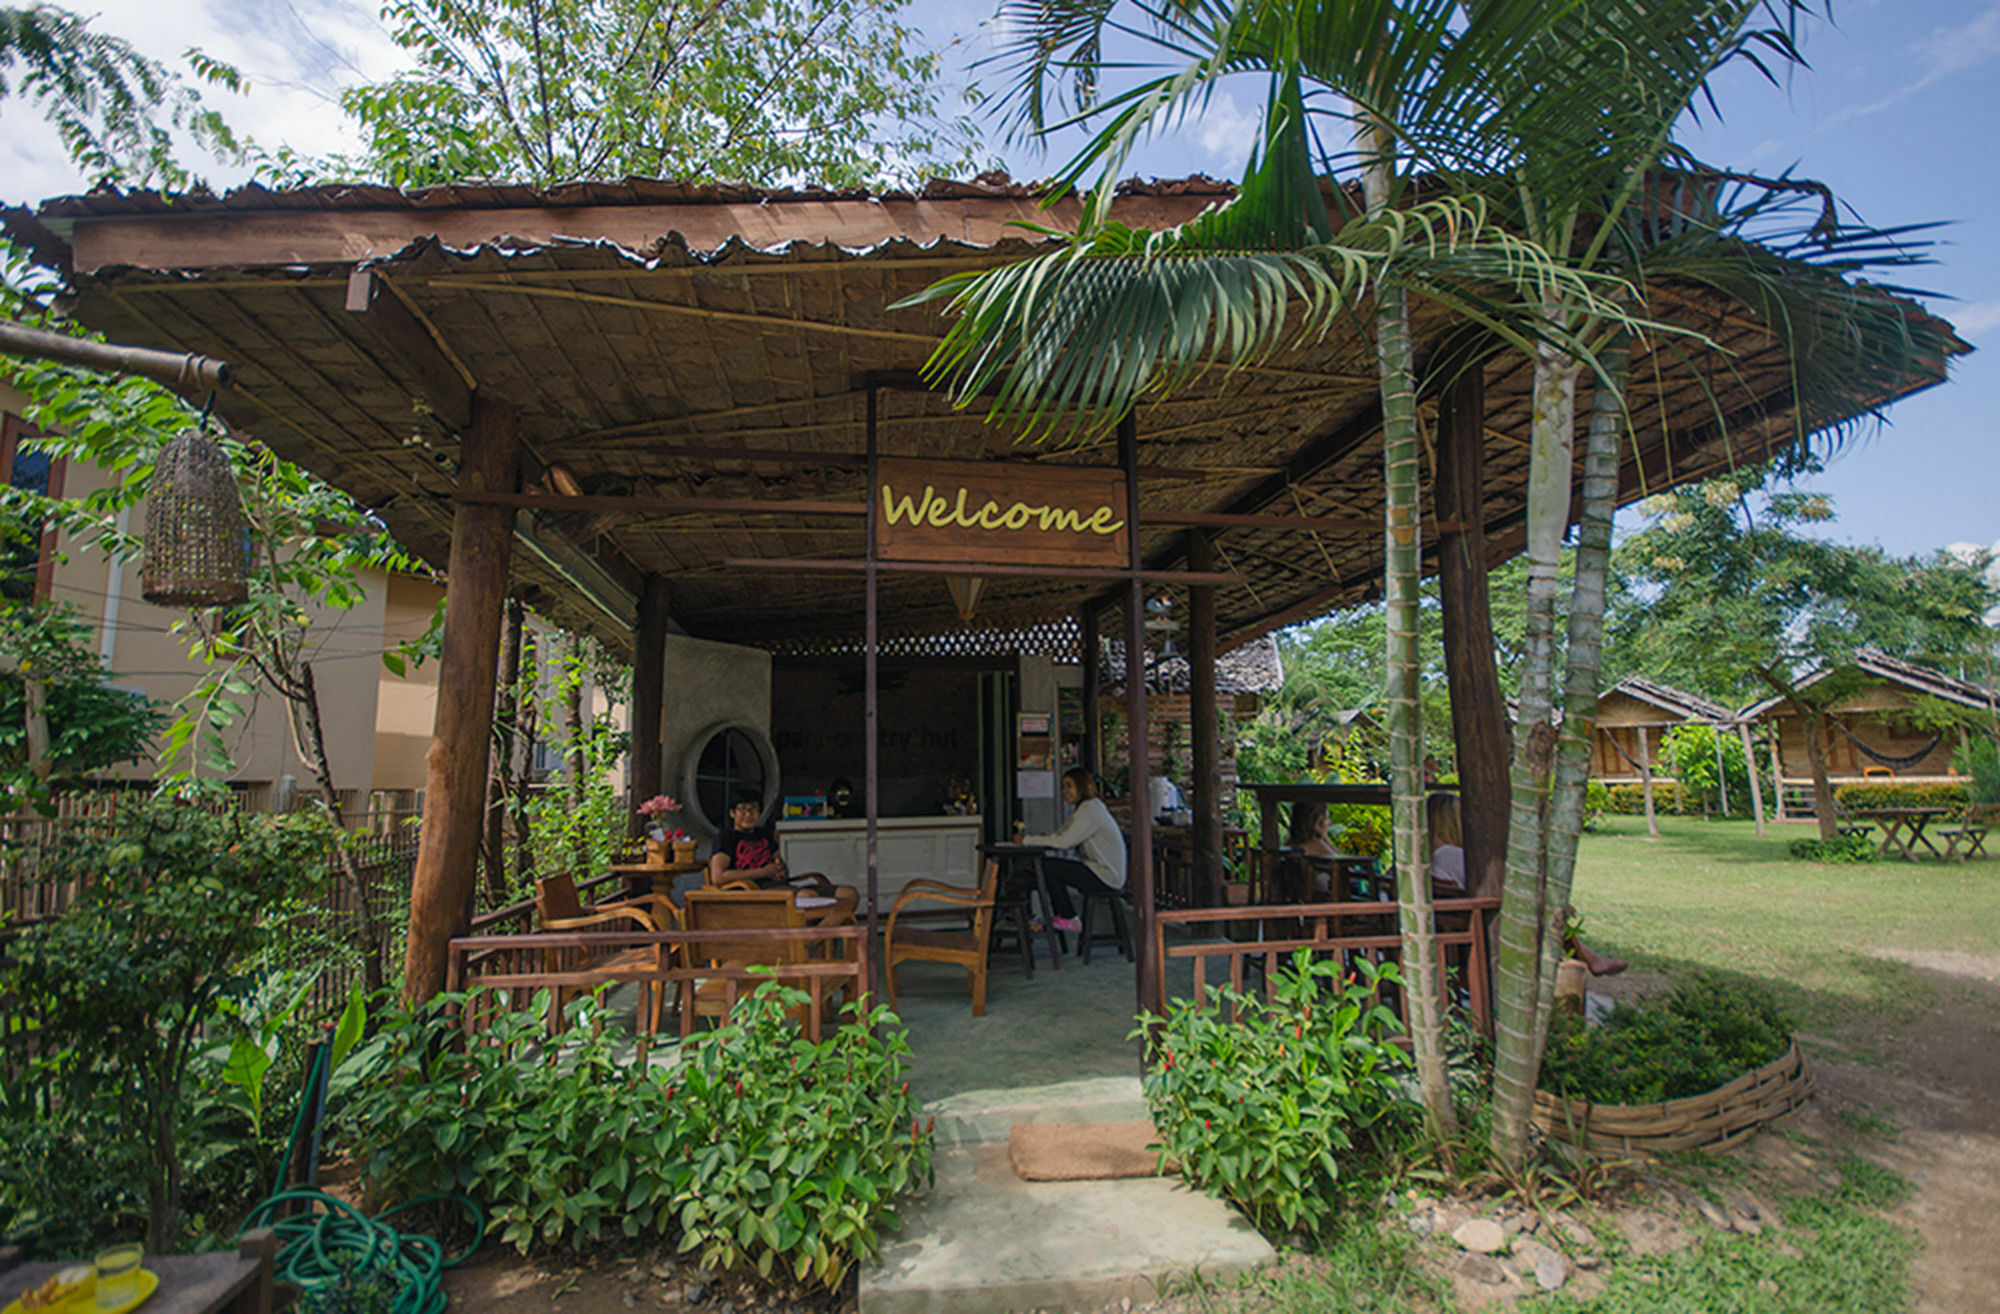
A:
1851 806 1953 861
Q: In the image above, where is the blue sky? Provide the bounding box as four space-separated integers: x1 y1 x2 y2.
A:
3 0 1994 570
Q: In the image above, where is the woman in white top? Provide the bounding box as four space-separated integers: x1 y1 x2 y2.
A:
1020 766 1127 931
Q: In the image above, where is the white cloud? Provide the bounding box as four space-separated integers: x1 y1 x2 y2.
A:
1945 300 2000 339
1189 90 1260 170
1 0 405 206
1823 1 2000 127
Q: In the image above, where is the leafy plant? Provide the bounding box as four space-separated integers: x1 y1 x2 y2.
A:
513 636 628 886
1539 973 1793 1106
337 984 930 1286
1787 834 1879 864
1951 736 2000 806
668 987 931 1284
0 599 164 806
1135 952 1417 1237
0 796 330 1250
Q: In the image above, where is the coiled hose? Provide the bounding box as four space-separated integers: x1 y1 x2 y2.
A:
236 1037 484 1314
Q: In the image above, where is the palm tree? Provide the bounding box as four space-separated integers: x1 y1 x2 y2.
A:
1471 4 1955 1162
911 0 1943 1159
910 0 1635 1138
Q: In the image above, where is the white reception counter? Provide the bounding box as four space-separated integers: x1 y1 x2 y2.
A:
777 815 984 909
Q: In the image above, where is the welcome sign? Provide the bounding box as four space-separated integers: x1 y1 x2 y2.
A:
873 458 1130 568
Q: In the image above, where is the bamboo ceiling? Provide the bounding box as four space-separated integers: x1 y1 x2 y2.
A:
4 176 1968 655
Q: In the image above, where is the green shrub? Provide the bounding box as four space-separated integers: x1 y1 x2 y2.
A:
1582 781 1609 832
1539 973 1793 1105
0 797 330 1253
1136 952 1417 1237
1832 781 1969 811
1955 736 2000 805
1788 834 1879 863
1601 781 1684 815
337 985 930 1286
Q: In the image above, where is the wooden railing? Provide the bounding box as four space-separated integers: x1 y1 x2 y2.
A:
444 923 872 1050
1152 896 1501 1037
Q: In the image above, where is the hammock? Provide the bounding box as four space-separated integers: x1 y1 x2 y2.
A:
1831 718 1943 771
1607 729 1658 774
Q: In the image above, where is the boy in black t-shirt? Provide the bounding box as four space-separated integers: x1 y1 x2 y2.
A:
706 789 861 917
707 788 788 886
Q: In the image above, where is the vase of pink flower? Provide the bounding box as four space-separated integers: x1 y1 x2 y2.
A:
638 794 689 866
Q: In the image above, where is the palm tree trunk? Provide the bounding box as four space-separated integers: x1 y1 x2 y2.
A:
1531 337 1629 1078
1363 133 1455 1138
1489 312 1580 1165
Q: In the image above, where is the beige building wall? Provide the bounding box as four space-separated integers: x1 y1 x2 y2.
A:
371 573 445 794
2 398 632 808
41 458 389 798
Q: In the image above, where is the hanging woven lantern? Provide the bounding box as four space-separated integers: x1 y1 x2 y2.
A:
142 427 249 607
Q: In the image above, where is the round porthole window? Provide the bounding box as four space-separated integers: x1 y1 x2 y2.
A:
677 720 781 835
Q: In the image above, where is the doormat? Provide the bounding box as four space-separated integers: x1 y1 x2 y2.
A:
1006 1120 1176 1181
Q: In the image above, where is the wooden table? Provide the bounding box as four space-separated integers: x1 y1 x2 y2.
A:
979 843 1066 969
0 1231 275 1314
1853 807 1952 861
611 857 706 898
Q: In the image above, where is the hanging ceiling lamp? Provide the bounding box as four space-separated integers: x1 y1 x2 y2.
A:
142 425 249 607
945 576 985 624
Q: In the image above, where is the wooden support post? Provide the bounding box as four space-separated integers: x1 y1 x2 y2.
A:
630 574 670 824
1770 732 1787 822
1434 362 1509 899
1121 414 1158 1018
404 394 519 1005
865 385 882 987
1188 531 1222 908
1739 721 1766 837
1081 604 1101 776
1637 726 1660 837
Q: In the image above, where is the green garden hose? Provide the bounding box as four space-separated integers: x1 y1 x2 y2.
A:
237 1037 484 1313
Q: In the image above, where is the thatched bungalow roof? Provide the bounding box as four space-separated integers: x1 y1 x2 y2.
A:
1739 650 1999 721
4 175 1969 656
1600 676 1734 726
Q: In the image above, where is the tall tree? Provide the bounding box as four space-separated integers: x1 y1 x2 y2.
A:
0 3 242 190
319 0 983 188
1611 468 1996 838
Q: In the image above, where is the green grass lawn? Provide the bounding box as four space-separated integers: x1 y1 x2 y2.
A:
1573 814 2000 1035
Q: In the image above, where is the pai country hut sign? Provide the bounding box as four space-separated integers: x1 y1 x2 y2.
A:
873 458 1129 568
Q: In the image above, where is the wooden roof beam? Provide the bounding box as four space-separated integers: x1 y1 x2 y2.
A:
344 269 476 431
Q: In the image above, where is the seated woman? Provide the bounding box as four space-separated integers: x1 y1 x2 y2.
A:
1019 767 1127 933
1426 791 1468 894
707 788 858 915
1283 801 1339 900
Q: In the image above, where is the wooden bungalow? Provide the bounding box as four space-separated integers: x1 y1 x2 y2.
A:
1590 677 1733 785
1738 651 1998 811
1 175 1967 1011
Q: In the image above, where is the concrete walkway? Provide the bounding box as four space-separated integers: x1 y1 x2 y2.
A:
859 1078 1275 1314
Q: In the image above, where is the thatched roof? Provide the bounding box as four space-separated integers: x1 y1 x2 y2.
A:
5 175 1967 657
1739 650 2000 720
1600 676 1734 725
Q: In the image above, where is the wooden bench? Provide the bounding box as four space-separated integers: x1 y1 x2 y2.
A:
1937 803 1998 862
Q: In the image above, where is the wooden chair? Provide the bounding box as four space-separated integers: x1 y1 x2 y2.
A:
884 860 999 1017
682 887 846 1039
533 874 681 1035
1938 801 1998 862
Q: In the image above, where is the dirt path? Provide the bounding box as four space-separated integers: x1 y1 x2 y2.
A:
1822 956 2000 1314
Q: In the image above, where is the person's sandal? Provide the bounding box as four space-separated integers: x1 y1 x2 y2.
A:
1051 915 1081 933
